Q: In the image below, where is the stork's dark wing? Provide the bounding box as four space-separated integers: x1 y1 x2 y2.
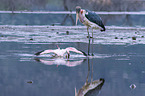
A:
85 9 105 31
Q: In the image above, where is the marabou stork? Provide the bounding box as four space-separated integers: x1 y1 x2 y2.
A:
76 6 106 55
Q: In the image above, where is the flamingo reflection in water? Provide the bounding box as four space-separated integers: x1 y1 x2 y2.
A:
35 46 87 59
75 59 105 96
34 58 86 67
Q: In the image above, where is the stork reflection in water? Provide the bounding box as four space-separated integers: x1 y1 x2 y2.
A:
76 6 106 56
75 59 105 96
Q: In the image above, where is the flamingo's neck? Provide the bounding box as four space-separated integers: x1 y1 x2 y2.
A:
57 45 60 49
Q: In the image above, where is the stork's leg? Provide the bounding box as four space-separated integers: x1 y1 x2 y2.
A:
88 38 91 56
87 27 92 38
87 27 90 55
85 58 90 85
91 29 94 56
87 27 90 37
91 60 93 83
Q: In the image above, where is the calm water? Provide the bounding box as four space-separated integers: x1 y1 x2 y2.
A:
0 26 145 96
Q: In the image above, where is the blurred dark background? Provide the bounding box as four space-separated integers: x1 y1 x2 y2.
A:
0 0 145 26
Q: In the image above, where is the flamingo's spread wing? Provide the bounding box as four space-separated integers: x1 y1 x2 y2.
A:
66 47 87 56
35 49 55 56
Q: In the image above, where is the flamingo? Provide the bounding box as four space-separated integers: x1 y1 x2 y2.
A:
35 47 87 58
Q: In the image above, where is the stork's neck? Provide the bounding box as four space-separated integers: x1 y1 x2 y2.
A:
78 9 84 23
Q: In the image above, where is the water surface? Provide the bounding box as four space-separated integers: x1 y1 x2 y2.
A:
0 26 145 96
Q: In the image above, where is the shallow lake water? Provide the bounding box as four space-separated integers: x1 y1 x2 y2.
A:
0 25 145 96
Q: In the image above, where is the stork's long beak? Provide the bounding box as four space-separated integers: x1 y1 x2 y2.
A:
76 13 79 25
76 6 81 25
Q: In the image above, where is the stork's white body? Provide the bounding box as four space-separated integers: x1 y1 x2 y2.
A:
76 6 105 32
79 9 103 30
